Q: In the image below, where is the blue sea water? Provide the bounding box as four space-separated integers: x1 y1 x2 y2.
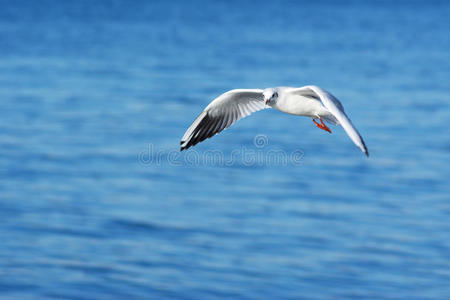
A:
1 0 450 299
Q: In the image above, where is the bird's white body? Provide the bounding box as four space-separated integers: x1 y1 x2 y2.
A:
180 85 369 156
269 87 332 118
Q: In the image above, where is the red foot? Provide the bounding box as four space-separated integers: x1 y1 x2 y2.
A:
313 117 332 133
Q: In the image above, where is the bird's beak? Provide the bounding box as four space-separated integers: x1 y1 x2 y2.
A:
265 99 269 105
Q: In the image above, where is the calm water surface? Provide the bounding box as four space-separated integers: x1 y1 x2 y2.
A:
1 1 449 299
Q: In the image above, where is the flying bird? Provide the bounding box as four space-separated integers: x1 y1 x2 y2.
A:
180 85 369 156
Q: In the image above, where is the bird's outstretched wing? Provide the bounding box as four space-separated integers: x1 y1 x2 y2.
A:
291 85 369 156
180 89 267 151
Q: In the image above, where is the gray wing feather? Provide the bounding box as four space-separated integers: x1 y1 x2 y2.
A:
180 89 266 151
295 85 369 156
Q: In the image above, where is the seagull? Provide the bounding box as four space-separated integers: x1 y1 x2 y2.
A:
180 85 369 156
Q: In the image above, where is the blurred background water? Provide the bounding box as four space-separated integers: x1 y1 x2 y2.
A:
1 0 450 299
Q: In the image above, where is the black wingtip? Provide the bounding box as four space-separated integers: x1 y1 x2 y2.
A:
360 138 369 157
180 142 189 152
363 147 369 157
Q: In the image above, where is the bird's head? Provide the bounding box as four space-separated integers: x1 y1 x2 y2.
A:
263 88 279 105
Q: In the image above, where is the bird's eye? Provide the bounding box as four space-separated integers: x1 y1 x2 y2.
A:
273 92 278 98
